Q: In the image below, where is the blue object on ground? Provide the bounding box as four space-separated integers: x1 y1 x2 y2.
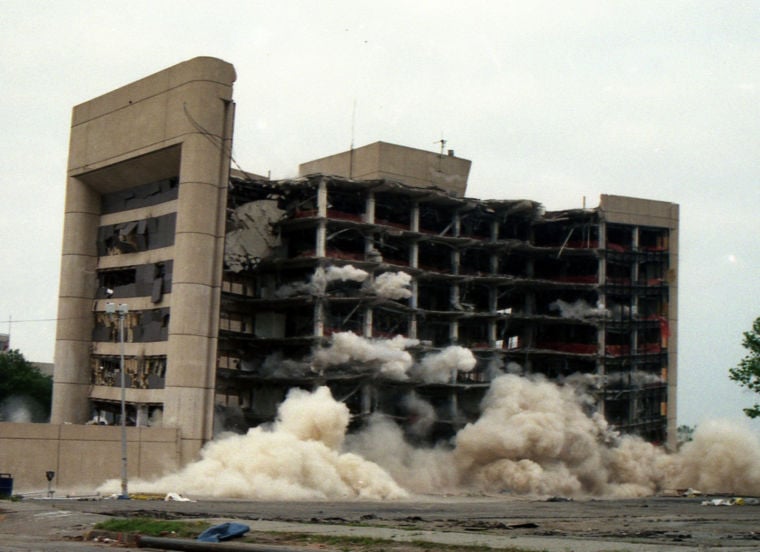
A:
197 522 250 543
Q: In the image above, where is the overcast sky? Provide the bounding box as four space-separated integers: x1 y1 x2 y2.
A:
1 1 758 429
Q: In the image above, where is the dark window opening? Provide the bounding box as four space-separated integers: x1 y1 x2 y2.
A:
459 248 492 275
375 192 411 229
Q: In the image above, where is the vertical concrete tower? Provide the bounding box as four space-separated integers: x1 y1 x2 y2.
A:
51 57 236 461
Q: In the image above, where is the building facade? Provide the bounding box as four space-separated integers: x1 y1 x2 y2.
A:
52 58 678 463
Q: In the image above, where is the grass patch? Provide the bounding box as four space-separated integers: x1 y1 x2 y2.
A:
93 520 544 551
242 531 544 552
94 517 210 538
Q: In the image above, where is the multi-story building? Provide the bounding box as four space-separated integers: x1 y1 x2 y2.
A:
51 57 678 465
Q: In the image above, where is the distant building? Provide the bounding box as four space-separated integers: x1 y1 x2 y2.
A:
0 333 8 352
51 58 678 465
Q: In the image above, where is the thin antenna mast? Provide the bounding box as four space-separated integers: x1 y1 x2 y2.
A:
435 133 447 171
349 99 357 178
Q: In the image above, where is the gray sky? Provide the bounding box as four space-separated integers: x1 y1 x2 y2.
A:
1 1 758 429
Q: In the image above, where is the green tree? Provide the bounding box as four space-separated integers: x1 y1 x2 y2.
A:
0 349 53 422
728 316 760 418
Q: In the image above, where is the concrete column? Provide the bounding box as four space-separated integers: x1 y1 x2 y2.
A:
51 178 100 424
364 192 375 224
410 203 419 233
597 219 607 386
316 180 328 257
164 101 234 455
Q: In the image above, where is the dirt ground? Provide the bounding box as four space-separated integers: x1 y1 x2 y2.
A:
2 493 760 551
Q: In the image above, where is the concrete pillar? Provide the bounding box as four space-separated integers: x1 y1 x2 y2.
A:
51 178 100 424
316 179 328 258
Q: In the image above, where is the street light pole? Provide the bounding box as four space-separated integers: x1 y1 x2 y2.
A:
106 302 129 499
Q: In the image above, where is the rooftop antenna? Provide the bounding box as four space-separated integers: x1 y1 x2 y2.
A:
435 133 447 155
349 99 357 178
434 133 447 171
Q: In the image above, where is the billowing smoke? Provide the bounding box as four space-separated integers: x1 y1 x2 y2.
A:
354 374 760 498
312 332 418 380
275 265 369 298
413 346 476 383
99 387 407 500
366 271 412 300
400 392 437 439
274 266 413 300
98 349 760 499
550 299 609 319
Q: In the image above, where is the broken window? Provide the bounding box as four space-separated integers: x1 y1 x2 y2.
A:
90 355 166 389
92 307 170 343
96 212 177 256
96 261 173 300
101 177 179 214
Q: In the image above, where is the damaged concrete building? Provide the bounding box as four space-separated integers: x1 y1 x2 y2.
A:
51 57 678 465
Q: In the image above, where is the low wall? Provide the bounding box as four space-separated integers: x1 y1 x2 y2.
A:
0 422 179 494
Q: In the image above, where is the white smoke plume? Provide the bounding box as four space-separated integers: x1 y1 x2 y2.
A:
275 265 369 298
365 271 412 300
549 299 609 319
99 386 407 500
605 371 665 387
312 331 419 380
413 346 476 384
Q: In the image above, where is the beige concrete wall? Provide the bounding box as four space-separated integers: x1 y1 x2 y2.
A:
0 423 179 493
299 141 471 197
53 57 236 463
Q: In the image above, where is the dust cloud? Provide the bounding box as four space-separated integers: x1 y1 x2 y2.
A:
100 360 760 500
100 386 407 500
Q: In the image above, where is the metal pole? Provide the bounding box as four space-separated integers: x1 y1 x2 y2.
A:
118 304 128 499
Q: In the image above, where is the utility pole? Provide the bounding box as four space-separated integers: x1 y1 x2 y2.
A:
106 302 129 499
